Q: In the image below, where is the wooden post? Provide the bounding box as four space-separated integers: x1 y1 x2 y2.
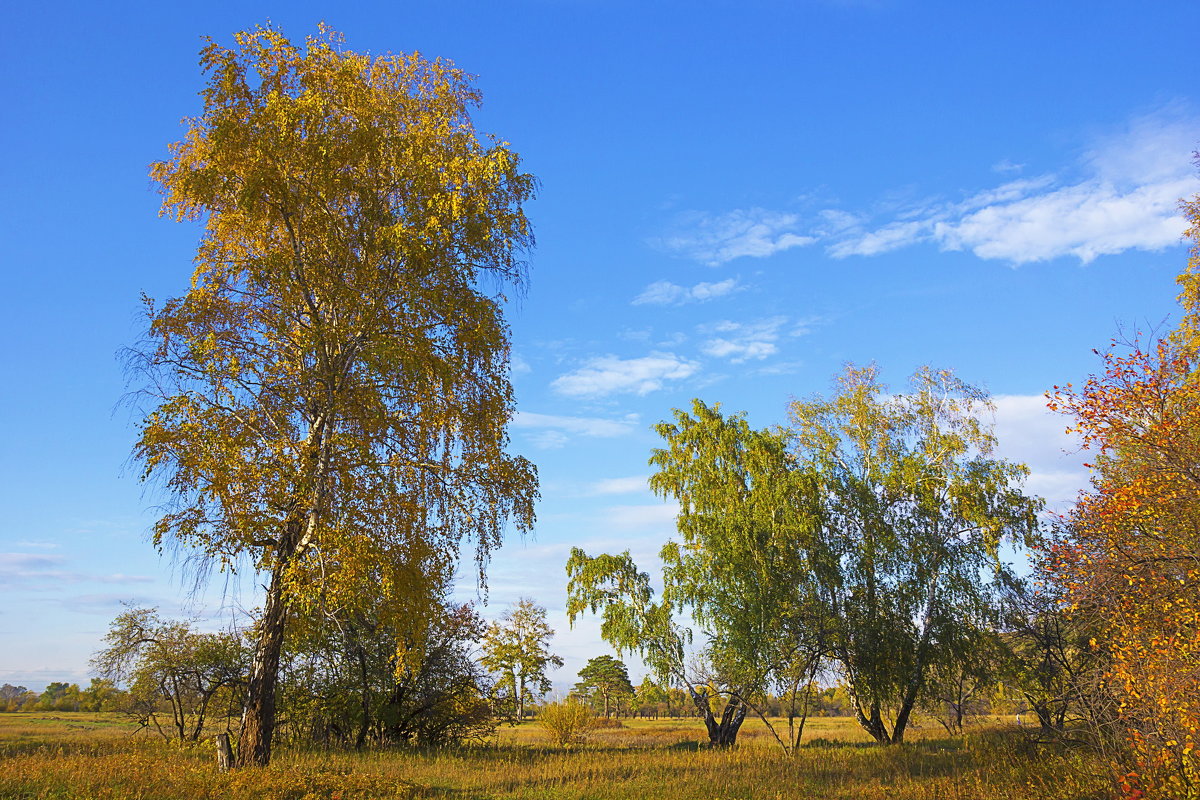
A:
215 732 234 772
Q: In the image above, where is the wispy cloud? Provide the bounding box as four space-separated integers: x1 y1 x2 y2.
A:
632 278 741 306
586 475 650 496
830 107 1200 263
61 593 159 615
656 208 816 266
510 354 532 375
528 431 570 450
0 553 154 587
551 353 700 398
698 316 807 363
514 411 638 438
514 411 640 450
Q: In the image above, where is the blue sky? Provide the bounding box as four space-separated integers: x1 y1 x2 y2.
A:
3 0 1199 692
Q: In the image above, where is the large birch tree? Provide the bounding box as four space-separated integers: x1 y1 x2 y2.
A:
131 25 538 767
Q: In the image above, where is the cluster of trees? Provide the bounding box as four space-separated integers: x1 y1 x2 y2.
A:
83 598 563 749
90 607 248 740
556 660 882 723
104 18 1200 792
567 366 1060 751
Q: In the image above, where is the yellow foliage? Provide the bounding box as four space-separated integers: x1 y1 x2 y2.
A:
131 23 539 765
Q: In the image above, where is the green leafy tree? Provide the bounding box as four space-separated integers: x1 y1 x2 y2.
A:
280 597 494 748
481 599 562 721
92 607 248 742
567 400 827 749
80 678 125 712
566 543 774 746
130 24 538 767
998 576 1103 736
635 676 669 718
0 685 36 713
36 682 81 712
789 365 1041 743
572 655 634 717
918 626 1004 734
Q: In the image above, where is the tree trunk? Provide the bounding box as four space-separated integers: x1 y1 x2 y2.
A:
689 687 746 747
215 732 234 772
850 689 891 744
237 519 299 768
517 675 525 721
354 633 370 751
890 587 938 745
890 690 919 744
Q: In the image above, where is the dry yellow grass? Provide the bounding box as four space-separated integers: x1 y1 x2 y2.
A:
0 712 1112 799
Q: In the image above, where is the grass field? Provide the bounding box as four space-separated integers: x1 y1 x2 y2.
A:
0 712 1114 799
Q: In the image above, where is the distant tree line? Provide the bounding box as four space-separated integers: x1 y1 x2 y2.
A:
0 680 123 713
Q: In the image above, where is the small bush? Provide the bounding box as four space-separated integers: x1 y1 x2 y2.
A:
537 700 597 746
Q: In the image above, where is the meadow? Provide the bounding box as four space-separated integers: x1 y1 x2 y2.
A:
0 712 1114 800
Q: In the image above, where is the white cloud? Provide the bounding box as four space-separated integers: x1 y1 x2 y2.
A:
551 353 700 398
699 316 792 363
814 209 864 235
991 159 1025 174
514 411 638 438
937 178 1194 263
830 107 1200 264
829 219 929 258
990 394 1088 509
633 278 741 306
586 475 650 496
657 208 816 266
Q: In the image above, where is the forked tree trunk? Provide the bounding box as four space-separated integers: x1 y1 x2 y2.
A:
850 688 891 744
689 687 747 747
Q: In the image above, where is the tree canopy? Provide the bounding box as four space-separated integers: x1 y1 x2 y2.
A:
790 365 1041 743
481 599 562 721
573 655 634 717
132 24 538 766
